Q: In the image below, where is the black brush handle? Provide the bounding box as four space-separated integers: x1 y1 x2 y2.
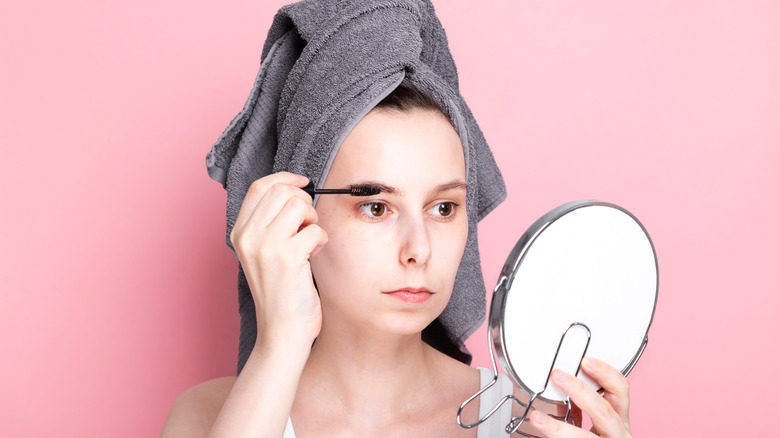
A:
302 182 352 196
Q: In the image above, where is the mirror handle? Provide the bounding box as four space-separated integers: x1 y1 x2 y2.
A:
457 322 591 436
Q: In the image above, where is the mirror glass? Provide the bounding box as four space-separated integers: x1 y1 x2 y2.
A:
491 200 658 403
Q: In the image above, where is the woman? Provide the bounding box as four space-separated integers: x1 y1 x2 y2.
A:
164 1 634 436
163 82 634 438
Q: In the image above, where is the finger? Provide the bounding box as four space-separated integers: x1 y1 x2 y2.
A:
245 182 314 231
551 369 628 437
292 223 329 258
266 195 319 240
547 400 583 428
232 191 315 259
528 410 592 438
580 357 631 426
233 172 309 232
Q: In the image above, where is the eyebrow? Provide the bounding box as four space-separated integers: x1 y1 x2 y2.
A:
346 180 467 196
433 180 468 194
348 181 399 195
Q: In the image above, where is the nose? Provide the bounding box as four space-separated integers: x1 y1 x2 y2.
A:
399 216 432 267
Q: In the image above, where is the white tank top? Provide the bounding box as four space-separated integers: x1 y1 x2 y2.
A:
282 367 513 438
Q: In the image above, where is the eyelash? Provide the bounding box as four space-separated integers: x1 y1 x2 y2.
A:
357 201 460 222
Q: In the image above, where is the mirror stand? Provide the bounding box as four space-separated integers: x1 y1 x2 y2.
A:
456 321 592 437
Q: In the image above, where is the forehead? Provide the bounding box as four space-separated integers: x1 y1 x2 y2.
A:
323 108 466 187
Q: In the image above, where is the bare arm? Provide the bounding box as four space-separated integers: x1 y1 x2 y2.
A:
164 172 326 438
210 172 325 437
208 335 312 437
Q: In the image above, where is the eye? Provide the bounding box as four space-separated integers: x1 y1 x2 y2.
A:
428 202 458 219
358 202 388 219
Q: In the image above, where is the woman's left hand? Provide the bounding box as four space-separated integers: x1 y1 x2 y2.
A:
529 357 632 437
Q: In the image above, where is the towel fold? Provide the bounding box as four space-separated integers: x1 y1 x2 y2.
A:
206 0 506 373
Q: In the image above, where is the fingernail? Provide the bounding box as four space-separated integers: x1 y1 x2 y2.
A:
582 357 596 370
531 410 547 425
552 369 570 384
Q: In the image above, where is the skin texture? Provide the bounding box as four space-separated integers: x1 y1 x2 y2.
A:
309 108 469 342
161 108 634 438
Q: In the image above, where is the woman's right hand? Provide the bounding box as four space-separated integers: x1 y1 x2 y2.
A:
229 172 327 348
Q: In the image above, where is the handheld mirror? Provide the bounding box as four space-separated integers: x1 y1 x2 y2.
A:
458 200 658 435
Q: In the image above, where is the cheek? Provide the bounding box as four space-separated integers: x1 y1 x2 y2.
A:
429 220 469 289
437 219 468 261
309 221 391 297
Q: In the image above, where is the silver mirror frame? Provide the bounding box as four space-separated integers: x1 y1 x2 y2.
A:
489 200 659 405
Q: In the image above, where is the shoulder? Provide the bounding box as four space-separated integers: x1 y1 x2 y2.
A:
425 347 482 418
427 345 481 392
161 376 237 438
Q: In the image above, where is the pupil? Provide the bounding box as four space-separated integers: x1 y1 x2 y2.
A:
439 203 451 216
372 204 384 216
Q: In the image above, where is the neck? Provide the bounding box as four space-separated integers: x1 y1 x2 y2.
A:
298 317 442 423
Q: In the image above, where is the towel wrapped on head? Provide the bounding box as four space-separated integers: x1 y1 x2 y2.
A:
206 0 506 373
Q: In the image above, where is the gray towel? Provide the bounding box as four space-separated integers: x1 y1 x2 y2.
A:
206 0 506 373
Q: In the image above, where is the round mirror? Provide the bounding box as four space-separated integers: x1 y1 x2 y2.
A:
490 200 658 403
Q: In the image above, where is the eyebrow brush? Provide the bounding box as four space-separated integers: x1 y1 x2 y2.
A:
303 182 381 197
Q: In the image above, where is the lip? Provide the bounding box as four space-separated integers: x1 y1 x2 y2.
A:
383 288 434 304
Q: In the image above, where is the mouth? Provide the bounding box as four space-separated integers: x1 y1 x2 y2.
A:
383 287 434 304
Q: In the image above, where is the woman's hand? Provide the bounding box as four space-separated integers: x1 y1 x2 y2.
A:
229 172 327 348
529 357 632 437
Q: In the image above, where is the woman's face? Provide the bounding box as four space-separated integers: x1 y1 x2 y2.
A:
310 108 468 336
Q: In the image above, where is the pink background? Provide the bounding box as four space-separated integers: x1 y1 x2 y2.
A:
1 0 777 436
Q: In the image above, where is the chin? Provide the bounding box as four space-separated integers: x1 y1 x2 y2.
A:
372 306 445 336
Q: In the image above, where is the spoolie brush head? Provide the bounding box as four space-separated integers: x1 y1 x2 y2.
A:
349 185 381 197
